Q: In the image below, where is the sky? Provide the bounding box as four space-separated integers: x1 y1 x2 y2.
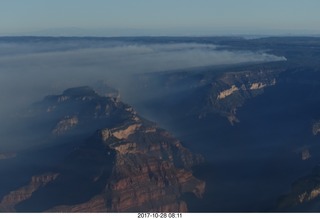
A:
0 0 320 36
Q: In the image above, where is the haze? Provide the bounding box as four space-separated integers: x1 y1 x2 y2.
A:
0 38 286 150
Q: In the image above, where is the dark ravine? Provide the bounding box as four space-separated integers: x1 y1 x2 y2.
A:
0 86 204 212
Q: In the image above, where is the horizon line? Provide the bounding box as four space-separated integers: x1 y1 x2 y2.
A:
1 34 320 38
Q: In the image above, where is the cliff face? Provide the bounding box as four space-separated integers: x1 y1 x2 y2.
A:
101 124 204 212
21 86 137 148
201 68 282 124
52 116 79 136
277 166 320 211
132 65 285 126
0 87 204 212
0 173 59 212
276 120 320 211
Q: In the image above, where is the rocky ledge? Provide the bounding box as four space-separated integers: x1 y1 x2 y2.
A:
0 86 205 212
203 68 282 124
277 165 320 211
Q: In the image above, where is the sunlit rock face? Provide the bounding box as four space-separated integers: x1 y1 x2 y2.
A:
52 116 79 136
0 173 59 212
277 166 320 211
276 121 320 211
133 64 283 126
198 68 282 124
0 87 204 212
216 85 239 100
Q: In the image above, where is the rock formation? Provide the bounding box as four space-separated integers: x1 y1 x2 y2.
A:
52 116 79 136
0 86 204 212
129 61 285 126
277 165 320 210
201 68 282 124
0 173 59 212
217 85 239 100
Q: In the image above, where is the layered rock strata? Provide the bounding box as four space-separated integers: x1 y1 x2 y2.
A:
0 87 204 212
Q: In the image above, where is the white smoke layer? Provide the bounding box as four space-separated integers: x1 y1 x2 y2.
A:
0 39 286 150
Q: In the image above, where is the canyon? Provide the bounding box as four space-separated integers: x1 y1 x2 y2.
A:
0 86 204 212
1 36 320 212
